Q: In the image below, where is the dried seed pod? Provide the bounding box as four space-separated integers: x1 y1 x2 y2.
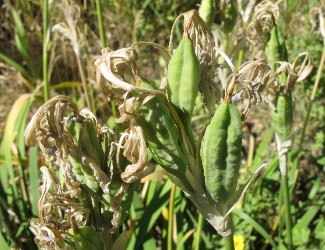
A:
200 101 242 214
271 92 293 142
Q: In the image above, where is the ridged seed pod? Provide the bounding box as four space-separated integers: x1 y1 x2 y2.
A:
136 82 192 191
265 26 288 64
167 35 201 120
200 101 242 214
271 93 293 142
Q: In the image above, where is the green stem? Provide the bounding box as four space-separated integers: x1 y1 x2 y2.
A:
281 172 293 249
193 213 203 250
76 57 94 113
43 0 49 102
224 235 235 250
95 0 118 121
95 0 106 47
167 184 176 250
277 139 293 249
236 49 244 69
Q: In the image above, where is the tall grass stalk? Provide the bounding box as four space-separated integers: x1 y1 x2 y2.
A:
76 56 95 113
95 0 117 119
193 213 203 250
43 0 49 102
95 0 106 47
168 183 176 250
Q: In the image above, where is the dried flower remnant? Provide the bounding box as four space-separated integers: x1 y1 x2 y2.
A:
169 10 222 115
310 1 325 45
231 59 271 116
25 95 151 249
116 126 154 183
246 0 279 56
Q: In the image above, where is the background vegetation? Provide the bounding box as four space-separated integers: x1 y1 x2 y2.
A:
0 0 324 249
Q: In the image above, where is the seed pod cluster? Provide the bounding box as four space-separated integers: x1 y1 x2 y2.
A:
271 92 293 142
200 101 242 214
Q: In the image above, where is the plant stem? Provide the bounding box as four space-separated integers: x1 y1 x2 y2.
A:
281 172 293 249
76 57 94 113
168 184 176 250
276 135 293 249
193 213 203 250
43 0 49 102
95 0 118 120
95 0 106 47
224 235 235 250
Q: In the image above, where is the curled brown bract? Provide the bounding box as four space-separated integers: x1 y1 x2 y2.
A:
116 126 153 183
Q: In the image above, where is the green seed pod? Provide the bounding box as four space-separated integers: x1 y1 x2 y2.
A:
265 26 288 64
167 36 201 116
271 92 293 142
67 226 102 250
136 82 192 191
167 35 201 149
200 101 242 214
221 2 237 34
67 117 101 192
199 0 216 29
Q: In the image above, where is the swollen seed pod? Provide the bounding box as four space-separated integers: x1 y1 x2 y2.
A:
220 2 237 34
136 82 193 191
199 0 216 29
265 26 288 65
271 92 293 142
167 35 201 120
167 35 201 149
200 101 242 214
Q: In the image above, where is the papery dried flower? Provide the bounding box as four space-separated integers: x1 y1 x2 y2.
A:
246 0 279 53
116 126 154 183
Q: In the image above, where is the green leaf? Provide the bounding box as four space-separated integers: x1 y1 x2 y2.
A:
0 232 9 250
28 146 39 216
292 206 320 246
67 226 103 250
315 218 325 240
111 230 131 250
128 180 171 249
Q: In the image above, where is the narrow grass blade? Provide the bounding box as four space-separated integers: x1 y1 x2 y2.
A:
128 179 171 249
0 51 34 81
0 232 9 250
28 146 39 216
0 94 31 200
